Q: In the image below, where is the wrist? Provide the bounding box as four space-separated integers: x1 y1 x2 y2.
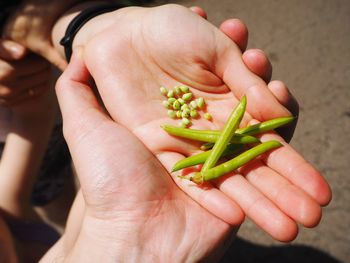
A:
66 215 146 262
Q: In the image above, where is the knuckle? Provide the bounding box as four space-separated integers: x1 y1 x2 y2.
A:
0 86 14 98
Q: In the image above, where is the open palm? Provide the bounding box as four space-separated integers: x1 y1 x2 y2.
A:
82 5 331 241
56 51 235 262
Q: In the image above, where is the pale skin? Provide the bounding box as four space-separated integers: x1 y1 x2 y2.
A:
50 3 331 244
43 49 242 262
0 2 279 261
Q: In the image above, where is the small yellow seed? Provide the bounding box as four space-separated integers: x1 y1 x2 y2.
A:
180 86 189 93
182 117 191 126
178 122 187 128
182 92 193 101
190 100 197 109
181 104 189 111
176 110 182 118
167 110 176 119
197 97 205 109
174 86 181 95
160 86 168 96
162 100 171 109
204 112 212 120
167 90 175 98
177 98 185 105
190 109 198 118
181 110 190 118
173 100 181 110
168 98 176 104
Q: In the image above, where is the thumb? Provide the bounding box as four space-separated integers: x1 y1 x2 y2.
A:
0 39 26 60
56 46 109 148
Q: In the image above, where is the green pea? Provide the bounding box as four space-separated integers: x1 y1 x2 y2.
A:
160 86 168 96
167 90 175 98
190 109 198 118
182 92 193 101
162 101 171 109
190 100 198 109
180 85 189 93
176 110 182 118
204 113 212 121
196 97 205 109
182 117 191 126
173 100 181 110
167 110 176 119
174 86 182 95
168 98 176 104
178 98 185 105
181 104 189 111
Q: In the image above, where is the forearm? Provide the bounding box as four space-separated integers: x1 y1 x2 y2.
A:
0 90 56 203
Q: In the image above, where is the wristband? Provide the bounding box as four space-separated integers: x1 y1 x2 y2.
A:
60 3 125 62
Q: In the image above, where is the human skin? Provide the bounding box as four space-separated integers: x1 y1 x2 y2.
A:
51 4 331 242
2 0 86 70
0 39 56 219
43 49 237 262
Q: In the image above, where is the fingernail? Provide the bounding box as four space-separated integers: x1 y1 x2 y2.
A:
3 41 25 58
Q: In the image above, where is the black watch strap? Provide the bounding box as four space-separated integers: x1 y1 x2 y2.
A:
59 3 125 62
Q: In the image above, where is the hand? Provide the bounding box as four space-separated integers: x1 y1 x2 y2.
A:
2 0 75 70
74 4 330 241
0 39 51 107
54 48 235 262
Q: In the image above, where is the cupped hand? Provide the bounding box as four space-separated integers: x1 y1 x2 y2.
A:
55 49 235 262
78 4 330 241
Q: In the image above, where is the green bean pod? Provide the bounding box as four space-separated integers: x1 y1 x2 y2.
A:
161 125 259 144
187 140 282 184
201 96 247 172
162 116 294 144
236 116 295 135
172 144 243 172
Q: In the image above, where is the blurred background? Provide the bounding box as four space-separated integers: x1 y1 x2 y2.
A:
150 0 350 262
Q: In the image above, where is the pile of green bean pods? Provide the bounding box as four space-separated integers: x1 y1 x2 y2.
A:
161 95 295 184
160 85 212 127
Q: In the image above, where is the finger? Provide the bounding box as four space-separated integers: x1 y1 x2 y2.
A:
216 42 292 120
55 47 107 145
267 80 299 142
0 53 49 82
259 132 332 206
189 6 207 19
0 68 51 99
0 81 51 107
157 151 245 226
242 49 272 83
240 159 322 227
215 173 298 242
38 45 67 71
219 19 248 51
0 39 26 60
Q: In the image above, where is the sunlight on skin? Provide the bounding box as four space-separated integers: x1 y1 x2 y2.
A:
72 5 330 241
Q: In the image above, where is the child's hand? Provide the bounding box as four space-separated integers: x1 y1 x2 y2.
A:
67 4 330 242
0 39 51 107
